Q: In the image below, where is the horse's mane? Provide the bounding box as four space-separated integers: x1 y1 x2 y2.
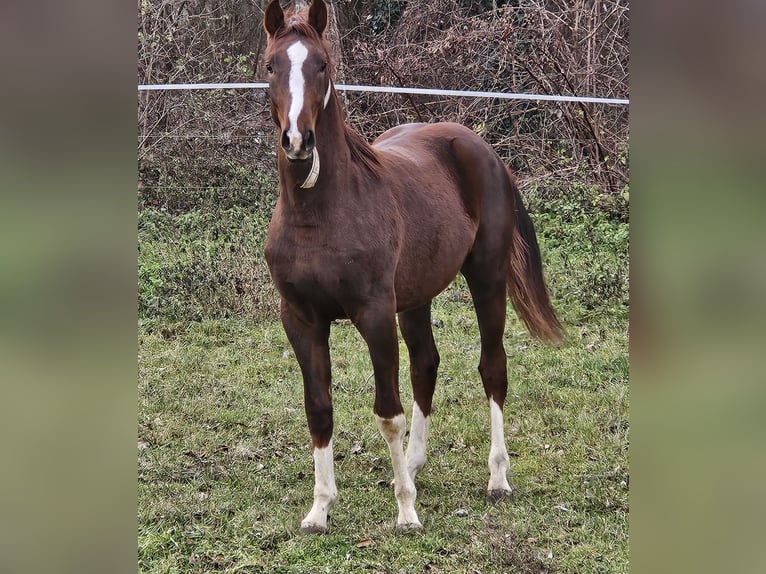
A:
269 9 382 176
345 127 381 175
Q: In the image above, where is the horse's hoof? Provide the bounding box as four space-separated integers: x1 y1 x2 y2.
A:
396 521 423 532
488 488 514 503
300 522 328 534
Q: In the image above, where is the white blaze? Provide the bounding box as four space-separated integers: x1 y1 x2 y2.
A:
286 41 308 152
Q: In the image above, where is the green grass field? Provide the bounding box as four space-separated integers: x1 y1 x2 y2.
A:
138 183 628 573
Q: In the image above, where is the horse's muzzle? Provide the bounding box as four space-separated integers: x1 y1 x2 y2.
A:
281 129 316 161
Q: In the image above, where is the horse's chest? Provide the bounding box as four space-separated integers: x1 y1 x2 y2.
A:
269 246 341 293
265 229 385 309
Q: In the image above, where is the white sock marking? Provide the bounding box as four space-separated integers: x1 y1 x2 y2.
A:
286 41 308 152
376 413 421 527
301 440 337 531
488 399 512 492
405 403 429 480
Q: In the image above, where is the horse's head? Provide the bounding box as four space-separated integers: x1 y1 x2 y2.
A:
263 0 332 162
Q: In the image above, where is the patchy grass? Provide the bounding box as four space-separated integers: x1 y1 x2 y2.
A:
138 287 627 573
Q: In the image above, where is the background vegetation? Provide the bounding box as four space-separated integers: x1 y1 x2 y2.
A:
138 1 628 572
138 0 628 324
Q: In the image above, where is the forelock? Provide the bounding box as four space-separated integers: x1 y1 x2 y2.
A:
266 10 332 72
271 10 324 45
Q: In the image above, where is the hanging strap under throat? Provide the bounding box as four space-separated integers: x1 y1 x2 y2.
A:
300 148 320 189
299 82 330 190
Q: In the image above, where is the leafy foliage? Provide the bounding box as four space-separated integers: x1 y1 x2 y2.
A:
524 178 629 324
138 202 278 323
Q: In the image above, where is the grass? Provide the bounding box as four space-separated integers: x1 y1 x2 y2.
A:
138 293 627 573
138 183 628 572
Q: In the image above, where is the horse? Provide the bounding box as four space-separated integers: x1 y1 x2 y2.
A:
261 0 563 533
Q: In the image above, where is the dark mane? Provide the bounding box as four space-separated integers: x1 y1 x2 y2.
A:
345 126 381 175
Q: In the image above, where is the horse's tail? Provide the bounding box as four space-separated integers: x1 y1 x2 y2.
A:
507 174 565 344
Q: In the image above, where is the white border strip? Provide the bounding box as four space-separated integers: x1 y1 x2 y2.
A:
137 82 629 105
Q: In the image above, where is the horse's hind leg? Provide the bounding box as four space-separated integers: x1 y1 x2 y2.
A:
398 303 440 481
462 262 514 499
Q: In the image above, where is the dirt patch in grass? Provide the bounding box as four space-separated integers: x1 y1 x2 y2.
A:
491 531 550 574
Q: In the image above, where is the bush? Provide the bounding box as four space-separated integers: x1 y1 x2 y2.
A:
524 179 629 324
138 203 279 323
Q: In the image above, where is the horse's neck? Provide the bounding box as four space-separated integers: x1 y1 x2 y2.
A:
277 96 351 211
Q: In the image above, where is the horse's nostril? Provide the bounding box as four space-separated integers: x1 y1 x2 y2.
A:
304 130 316 151
281 130 291 150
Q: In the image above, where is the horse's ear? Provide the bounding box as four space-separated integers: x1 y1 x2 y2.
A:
264 0 284 37
308 0 327 36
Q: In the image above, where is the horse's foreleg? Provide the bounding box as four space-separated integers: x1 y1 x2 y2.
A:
280 302 337 533
302 438 337 533
398 304 439 482
354 301 421 529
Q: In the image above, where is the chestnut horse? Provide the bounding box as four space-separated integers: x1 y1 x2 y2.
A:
262 0 563 532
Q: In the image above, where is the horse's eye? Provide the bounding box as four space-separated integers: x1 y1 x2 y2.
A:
320 61 327 72
266 62 274 74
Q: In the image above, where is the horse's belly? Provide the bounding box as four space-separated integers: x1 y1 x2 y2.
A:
394 216 476 312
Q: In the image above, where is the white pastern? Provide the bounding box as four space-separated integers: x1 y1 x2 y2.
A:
405 403 430 481
376 413 421 528
488 399 512 493
286 41 308 152
301 440 338 532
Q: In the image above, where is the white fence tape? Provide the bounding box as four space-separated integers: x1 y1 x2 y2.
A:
137 82 629 106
